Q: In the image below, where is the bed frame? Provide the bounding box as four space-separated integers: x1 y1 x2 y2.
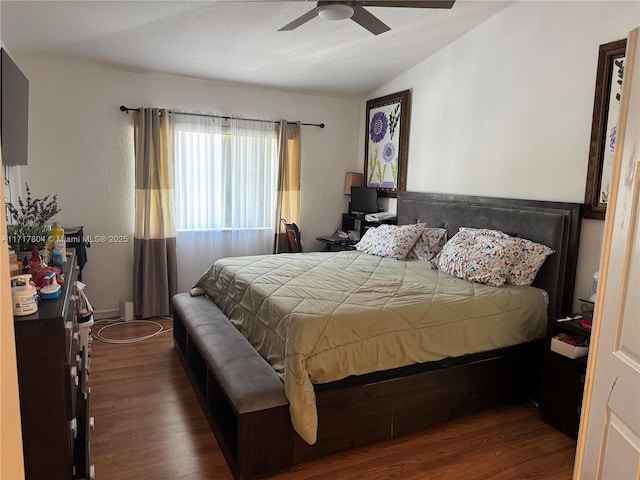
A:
172 192 581 480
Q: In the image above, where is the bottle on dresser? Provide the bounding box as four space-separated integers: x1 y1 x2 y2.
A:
51 222 66 264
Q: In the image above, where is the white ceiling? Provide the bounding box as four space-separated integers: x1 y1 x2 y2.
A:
0 0 511 97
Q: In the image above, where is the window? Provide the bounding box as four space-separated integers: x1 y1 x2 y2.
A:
173 116 278 232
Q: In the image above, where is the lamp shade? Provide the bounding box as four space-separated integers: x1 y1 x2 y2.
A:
344 172 363 195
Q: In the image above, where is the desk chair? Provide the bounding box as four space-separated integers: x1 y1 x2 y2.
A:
281 219 302 253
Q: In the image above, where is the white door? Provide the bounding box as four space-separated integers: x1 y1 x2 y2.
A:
574 27 640 480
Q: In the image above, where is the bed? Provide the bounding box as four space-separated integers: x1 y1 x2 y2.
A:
172 191 581 480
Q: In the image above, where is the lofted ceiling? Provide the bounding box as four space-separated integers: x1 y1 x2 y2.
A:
0 0 511 97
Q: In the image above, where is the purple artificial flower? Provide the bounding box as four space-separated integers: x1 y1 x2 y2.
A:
7 183 60 226
382 142 396 163
6 183 60 251
369 111 388 143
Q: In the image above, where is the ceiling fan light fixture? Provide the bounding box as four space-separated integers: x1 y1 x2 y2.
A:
317 4 354 21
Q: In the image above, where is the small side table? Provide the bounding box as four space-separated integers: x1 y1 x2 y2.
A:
539 312 593 439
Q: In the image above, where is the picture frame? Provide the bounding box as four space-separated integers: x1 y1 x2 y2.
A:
364 89 411 197
584 39 626 220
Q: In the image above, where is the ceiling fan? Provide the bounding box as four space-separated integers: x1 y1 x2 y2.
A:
278 1 456 35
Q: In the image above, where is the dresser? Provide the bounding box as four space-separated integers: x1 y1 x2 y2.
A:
13 251 94 479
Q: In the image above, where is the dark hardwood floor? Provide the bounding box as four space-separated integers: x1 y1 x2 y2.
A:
90 318 577 480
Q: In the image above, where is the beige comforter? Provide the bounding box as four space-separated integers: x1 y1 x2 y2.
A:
194 250 547 444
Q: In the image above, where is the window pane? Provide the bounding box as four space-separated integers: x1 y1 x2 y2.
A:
174 125 278 231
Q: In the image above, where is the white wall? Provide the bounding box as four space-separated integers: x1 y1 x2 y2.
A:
363 1 640 309
13 55 360 314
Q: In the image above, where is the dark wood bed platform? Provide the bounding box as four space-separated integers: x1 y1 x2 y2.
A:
172 191 582 480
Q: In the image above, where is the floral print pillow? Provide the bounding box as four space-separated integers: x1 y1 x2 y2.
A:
459 228 555 286
407 227 448 262
508 237 555 286
443 227 554 287
435 229 516 287
356 223 424 260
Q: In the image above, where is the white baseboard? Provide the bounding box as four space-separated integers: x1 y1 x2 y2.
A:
92 308 172 321
93 309 120 321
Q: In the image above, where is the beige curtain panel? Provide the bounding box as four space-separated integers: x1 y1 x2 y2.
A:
133 108 177 318
274 120 301 253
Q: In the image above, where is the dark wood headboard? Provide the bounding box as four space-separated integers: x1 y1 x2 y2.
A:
397 192 582 316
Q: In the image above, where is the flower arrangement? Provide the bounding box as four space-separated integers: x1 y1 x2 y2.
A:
6 184 61 252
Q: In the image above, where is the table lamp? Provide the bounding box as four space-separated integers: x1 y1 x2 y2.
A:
343 172 363 195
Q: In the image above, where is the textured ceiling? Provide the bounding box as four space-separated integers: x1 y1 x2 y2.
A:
0 0 511 97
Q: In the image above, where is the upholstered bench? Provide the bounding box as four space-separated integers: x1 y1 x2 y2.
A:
172 293 293 480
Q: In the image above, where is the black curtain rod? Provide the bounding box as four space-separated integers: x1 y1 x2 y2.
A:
119 105 324 128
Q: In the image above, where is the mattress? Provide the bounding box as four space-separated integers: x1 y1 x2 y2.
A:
194 250 548 444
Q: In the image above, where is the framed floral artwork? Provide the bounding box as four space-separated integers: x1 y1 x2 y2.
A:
364 89 411 196
584 39 626 220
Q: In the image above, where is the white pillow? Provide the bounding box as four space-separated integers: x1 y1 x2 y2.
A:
508 237 555 286
435 229 515 287
407 227 447 262
443 227 554 286
356 224 424 260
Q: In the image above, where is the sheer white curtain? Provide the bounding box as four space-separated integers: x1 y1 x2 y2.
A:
173 113 278 292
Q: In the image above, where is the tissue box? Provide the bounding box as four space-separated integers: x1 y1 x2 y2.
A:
551 337 588 359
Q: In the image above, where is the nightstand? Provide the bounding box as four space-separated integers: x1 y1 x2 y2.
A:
539 312 593 439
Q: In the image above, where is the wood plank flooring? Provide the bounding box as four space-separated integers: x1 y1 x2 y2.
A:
90 318 577 480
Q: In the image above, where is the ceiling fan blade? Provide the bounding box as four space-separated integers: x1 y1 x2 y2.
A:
351 5 390 35
361 1 455 8
278 8 318 31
